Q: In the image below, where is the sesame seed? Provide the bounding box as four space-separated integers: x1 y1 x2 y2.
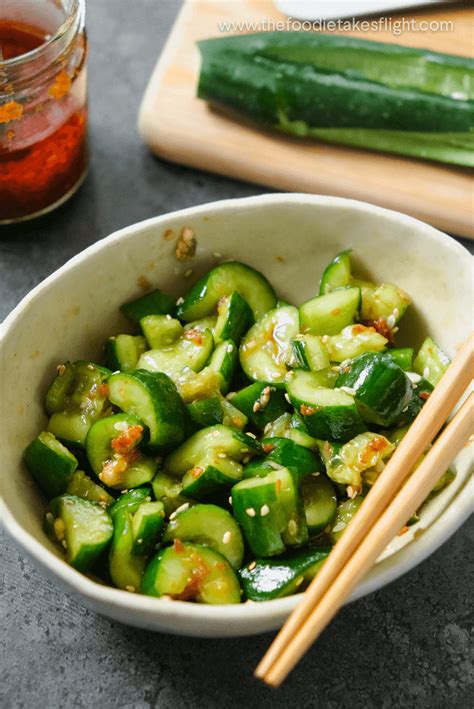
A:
174 502 190 515
248 561 256 571
217 452 227 459
423 367 430 379
125 585 136 593
176 297 184 305
169 511 178 520
247 432 257 439
45 512 54 524
228 496 233 505
61 540 67 549
87 363 95 371
253 401 261 412
393 308 400 318
166 314 172 320
393 326 399 333
260 504 270 517
386 314 396 328
284 393 291 404
223 531 232 544
246 507 256 517
226 343 234 353
407 372 422 383
114 421 129 431
287 520 297 535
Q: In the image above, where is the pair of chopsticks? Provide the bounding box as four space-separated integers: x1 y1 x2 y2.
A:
257 332 474 686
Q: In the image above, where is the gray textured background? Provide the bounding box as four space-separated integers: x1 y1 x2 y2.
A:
1 2 473 707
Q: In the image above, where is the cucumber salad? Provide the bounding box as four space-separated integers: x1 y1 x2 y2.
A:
24 252 454 604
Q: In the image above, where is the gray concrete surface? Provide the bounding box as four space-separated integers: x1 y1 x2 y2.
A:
1 2 473 707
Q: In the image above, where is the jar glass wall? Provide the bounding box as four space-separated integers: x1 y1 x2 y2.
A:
0 0 88 223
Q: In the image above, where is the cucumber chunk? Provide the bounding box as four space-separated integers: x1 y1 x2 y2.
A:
140 315 183 349
358 282 410 324
47 361 111 448
395 377 433 425
413 337 450 386
318 432 394 487
46 495 113 572
324 324 387 362
120 288 176 323
86 413 157 490
229 381 289 429
319 250 352 295
163 504 244 569
24 431 78 499
240 547 330 601
131 501 165 556
137 327 214 379
66 470 114 507
109 487 152 520
231 467 308 557
105 335 147 372
182 451 244 501
301 474 337 533
151 471 191 516
44 361 76 415
107 370 186 449
141 542 241 604
109 509 147 591
187 395 248 431
330 497 364 543
207 340 238 394
214 291 254 344
240 306 299 386
244 437 323 480
290 334 330 371
386 347 414 371
299 287 361 336
286 370 365 442
177 261 277 323
336 352 413 427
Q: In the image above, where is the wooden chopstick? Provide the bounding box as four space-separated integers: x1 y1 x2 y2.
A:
263 391 474 686
256 332 473 682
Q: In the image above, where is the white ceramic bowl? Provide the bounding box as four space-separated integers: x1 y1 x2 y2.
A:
1 194 472 637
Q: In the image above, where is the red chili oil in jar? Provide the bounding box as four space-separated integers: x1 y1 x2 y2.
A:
0 2 88 223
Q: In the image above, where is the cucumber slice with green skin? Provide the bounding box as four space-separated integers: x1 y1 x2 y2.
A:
290 335 329 371
177 261 277 323
163 504 244 569
24 431 78 499
131 501 165 556
358 282 410 325
317 432 394 487
395 377 433 426
330 497 364 544
386 347 414 371
86 413 157 491
140 315 183 349
229 381 289 429
107 370 186 449
109 510 146 591
120 288 176 324
109 487 152 521
105 335 147 372
187 395 247 431
302 474 337 534
47 362 111 448
137 328 214 379
231 467 308 557
244 437 323 480
262 412 319 450
319 250 352 295
164 425 260 477
324 325 387 362
286 370 366 443
151 471 191 517
141 542 241 604
239 547 330 602
66 470 114 507
240 306 299 386
214 291 254 344
207 340 238 394
46 495 113 572
336 352 413 427
44 362 76 415
182 452 244 501
299 287 361 337
413 337 450 387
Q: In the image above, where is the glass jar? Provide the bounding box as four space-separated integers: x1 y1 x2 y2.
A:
0 0 88 223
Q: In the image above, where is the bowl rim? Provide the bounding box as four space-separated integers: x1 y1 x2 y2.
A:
1 192 472 631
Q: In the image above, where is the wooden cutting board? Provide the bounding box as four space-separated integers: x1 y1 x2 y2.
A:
139 0 474 238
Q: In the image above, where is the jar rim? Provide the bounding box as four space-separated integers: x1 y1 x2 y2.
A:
0 0 85 69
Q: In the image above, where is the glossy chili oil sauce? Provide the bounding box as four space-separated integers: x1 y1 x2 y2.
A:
0 9 88 222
